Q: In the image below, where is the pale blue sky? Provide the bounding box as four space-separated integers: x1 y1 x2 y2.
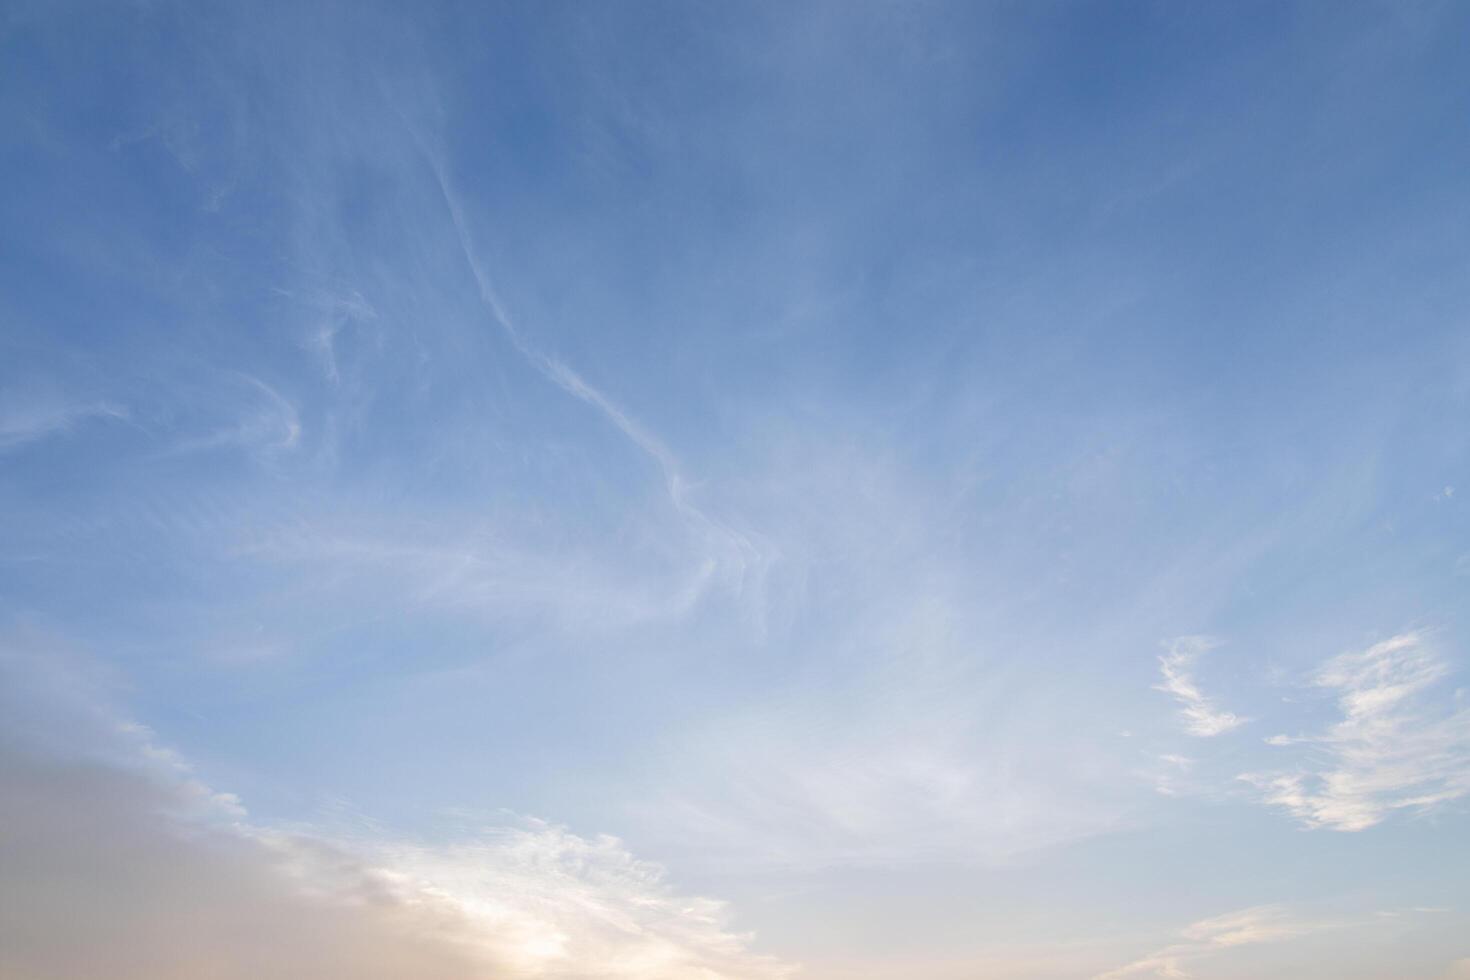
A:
3 2 1469 978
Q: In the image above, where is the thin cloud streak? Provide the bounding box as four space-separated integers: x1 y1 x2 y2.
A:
1156 636 1247 738
0 394 126 451
159 372 302 457
1095 906 1330 979
239 521 719 635
412 127 773 623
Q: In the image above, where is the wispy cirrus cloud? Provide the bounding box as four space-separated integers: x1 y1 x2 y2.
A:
0 392 126 451
238 519 720 636
1156 636 1247 737
1241 631 1470 831
1149 752 1197 798
164 372 301 456
1095 905 1330 979
400 125 775 628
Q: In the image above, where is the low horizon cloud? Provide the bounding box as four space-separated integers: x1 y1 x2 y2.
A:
0 649 791 980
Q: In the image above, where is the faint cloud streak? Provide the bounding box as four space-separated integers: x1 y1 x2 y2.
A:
1156 636 1247 737
1095 906 1329 979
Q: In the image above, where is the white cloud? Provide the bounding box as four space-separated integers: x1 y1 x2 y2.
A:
357 823 790 980
0 755 789 980
1156 636 1247 737
1095 906 1327 979
1240 631 1470 831
0 649 791 980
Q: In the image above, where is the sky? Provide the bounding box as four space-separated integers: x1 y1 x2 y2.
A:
2 1 1469 977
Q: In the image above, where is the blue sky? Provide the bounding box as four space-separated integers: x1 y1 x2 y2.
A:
3 2 1470 977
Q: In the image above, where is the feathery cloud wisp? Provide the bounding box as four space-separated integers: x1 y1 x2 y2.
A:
1156 636 1247 737
1241 631 1470 831
1095 905 1328 979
